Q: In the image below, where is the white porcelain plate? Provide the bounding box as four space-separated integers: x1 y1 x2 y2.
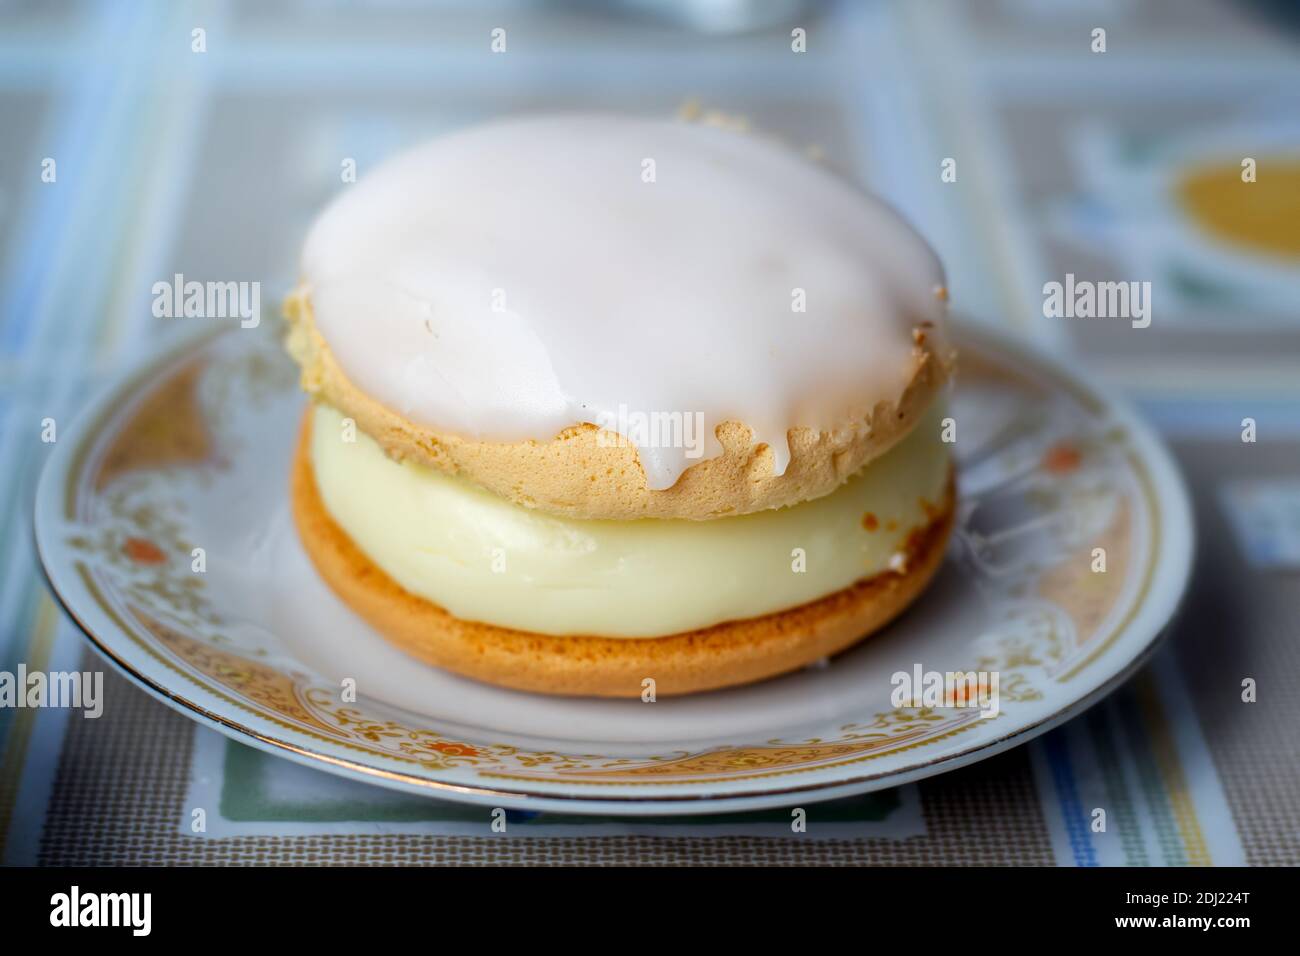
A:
35 322 1193 815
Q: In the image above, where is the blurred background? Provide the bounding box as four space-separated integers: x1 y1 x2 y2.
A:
1 0 1297 865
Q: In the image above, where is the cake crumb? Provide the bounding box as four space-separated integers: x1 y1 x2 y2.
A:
676 97 703 122
701 109 750 133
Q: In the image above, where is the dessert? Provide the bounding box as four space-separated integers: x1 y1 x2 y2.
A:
285 113 955 697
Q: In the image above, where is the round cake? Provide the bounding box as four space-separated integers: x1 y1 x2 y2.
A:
285 112 957 697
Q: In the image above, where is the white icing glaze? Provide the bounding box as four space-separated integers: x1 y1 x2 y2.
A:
301 113 947 490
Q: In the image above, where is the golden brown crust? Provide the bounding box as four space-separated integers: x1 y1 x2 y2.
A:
290 410 955 698
283 288 953 521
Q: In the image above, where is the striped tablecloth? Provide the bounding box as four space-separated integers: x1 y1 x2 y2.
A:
2 0 1297 865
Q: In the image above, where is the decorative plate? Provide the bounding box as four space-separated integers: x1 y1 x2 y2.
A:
35 321 1193 815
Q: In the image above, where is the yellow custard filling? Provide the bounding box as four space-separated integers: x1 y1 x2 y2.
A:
310 403 951 637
